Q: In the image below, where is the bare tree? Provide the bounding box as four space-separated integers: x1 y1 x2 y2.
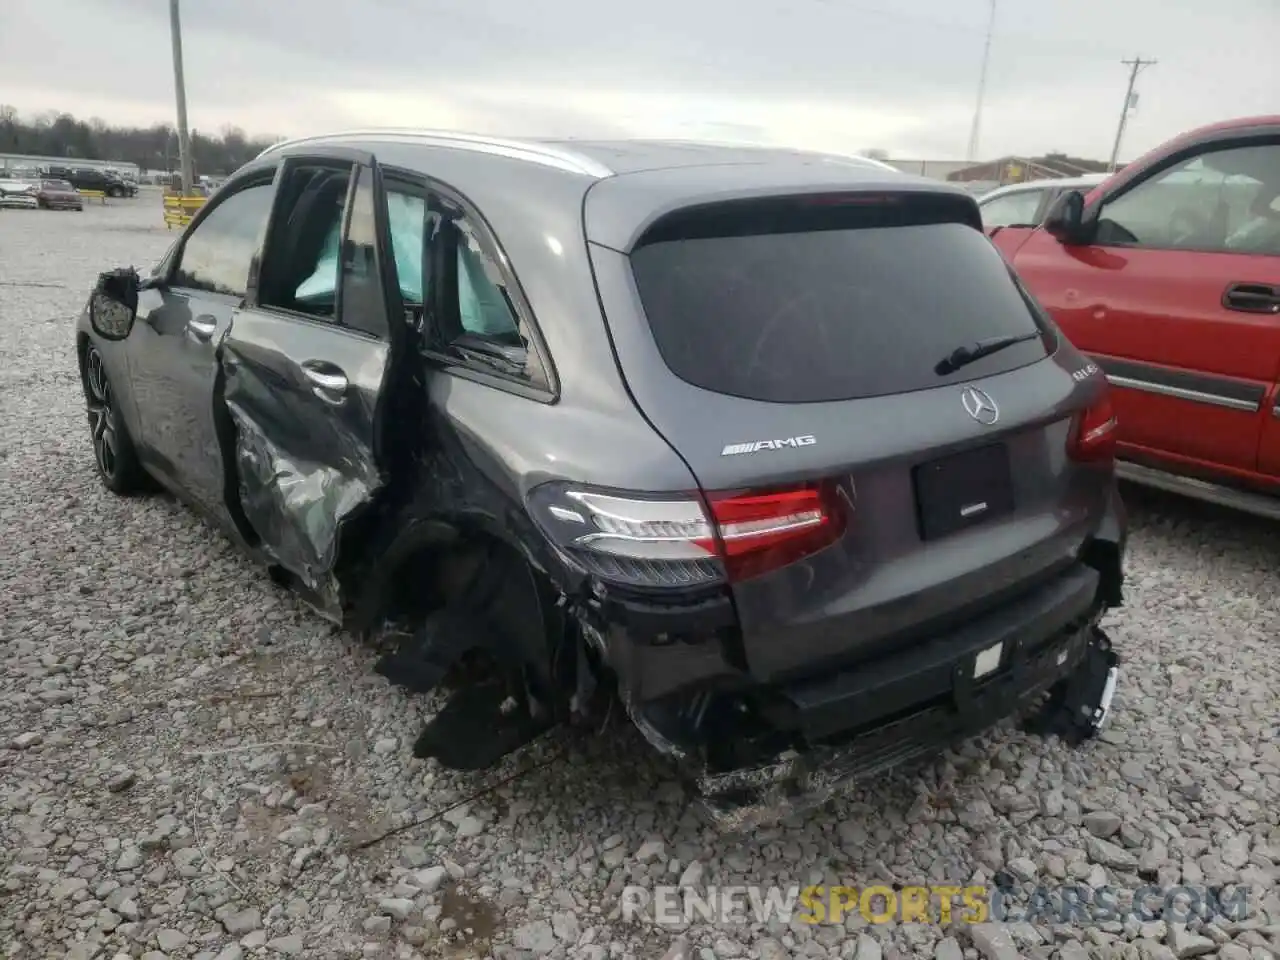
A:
0 107 277 175
0 105 17 151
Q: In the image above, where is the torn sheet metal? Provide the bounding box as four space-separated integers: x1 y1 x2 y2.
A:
221 347 383 618
622 691 691 763
690 734 934 834
675 625 1116 833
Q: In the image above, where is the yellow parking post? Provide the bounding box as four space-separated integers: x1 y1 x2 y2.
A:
162 192 207 229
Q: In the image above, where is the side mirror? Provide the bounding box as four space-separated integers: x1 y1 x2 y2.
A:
89 267 140 341
1043 190 1095 245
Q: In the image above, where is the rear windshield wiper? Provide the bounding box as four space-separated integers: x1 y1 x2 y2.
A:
935 331 1042 376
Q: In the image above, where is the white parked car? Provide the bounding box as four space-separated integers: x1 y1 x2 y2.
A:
0 178 40 209
977 173 1111 232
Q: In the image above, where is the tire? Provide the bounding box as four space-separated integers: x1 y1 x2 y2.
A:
108 186 123 198
83 345 149 495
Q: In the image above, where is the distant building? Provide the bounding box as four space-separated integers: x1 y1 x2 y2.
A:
884 159 973 180
945 154 1115 186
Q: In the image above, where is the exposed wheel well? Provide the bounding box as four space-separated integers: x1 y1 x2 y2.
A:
358 527 565 696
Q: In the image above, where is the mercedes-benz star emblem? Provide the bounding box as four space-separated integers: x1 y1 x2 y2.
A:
961 386 999 425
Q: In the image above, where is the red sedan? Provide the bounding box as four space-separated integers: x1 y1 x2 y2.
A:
37 179 84 211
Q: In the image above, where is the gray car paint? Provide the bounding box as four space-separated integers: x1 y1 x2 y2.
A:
587 235 1111 681
76 133 1125 807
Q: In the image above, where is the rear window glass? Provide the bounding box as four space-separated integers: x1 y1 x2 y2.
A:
630 213 1049 403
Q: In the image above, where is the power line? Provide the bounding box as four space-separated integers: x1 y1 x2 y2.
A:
966 0 997 162
1108 57 1157 172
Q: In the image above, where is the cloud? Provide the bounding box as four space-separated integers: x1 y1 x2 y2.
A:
1 0 1276 160
324 84 966 158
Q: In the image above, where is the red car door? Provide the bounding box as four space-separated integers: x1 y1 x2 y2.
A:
990 224 1038 261
1012 135 1280 479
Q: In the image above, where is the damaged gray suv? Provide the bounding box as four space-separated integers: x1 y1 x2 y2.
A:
78 131 1126 828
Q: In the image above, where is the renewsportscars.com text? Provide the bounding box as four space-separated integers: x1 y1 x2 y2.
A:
621 884 1252 927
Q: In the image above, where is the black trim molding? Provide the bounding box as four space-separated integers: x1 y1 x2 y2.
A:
1090 355 1263 411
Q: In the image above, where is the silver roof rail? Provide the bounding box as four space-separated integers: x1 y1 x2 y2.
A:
255 129 613 178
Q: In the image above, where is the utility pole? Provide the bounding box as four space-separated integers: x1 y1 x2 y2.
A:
966 0 997 162
1108 57 1156 172
169 0 194 195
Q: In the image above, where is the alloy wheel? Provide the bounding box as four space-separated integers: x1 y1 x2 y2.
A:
84 347 119 481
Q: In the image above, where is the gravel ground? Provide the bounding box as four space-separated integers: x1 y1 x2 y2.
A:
2 197 1278 960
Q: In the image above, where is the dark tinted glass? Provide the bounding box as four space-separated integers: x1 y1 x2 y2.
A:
173 183 274 298
274 166 351 320
630 220 1047 403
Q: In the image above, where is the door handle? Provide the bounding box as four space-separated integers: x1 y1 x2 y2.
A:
1222 283 1280 314
187 315 217 340
301 361 349 404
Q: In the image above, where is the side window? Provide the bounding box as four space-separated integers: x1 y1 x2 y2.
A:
171 182 274 297
979 190 1044 228
377 179 551 391
1096 142 1280 254
439 210 548 388
454 219 521 342
259 163 353 320
385 187 435 309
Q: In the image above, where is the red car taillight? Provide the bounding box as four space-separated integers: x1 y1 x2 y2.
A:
528 481 847 588
1068 391 1119 462
705 484 846 582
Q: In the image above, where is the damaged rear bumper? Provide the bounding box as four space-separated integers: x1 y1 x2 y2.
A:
692 618 1113 831
610 561 1116 830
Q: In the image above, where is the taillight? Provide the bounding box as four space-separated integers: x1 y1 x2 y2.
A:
1068 391 1118 462
527 481 846 588
706 484 845 582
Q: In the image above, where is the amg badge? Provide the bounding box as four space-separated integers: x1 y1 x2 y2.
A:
721 435 817 457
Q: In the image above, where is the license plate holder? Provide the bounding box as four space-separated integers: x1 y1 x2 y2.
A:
913 443 1015 541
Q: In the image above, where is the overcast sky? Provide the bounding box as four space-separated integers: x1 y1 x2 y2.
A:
2 0 1276 162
